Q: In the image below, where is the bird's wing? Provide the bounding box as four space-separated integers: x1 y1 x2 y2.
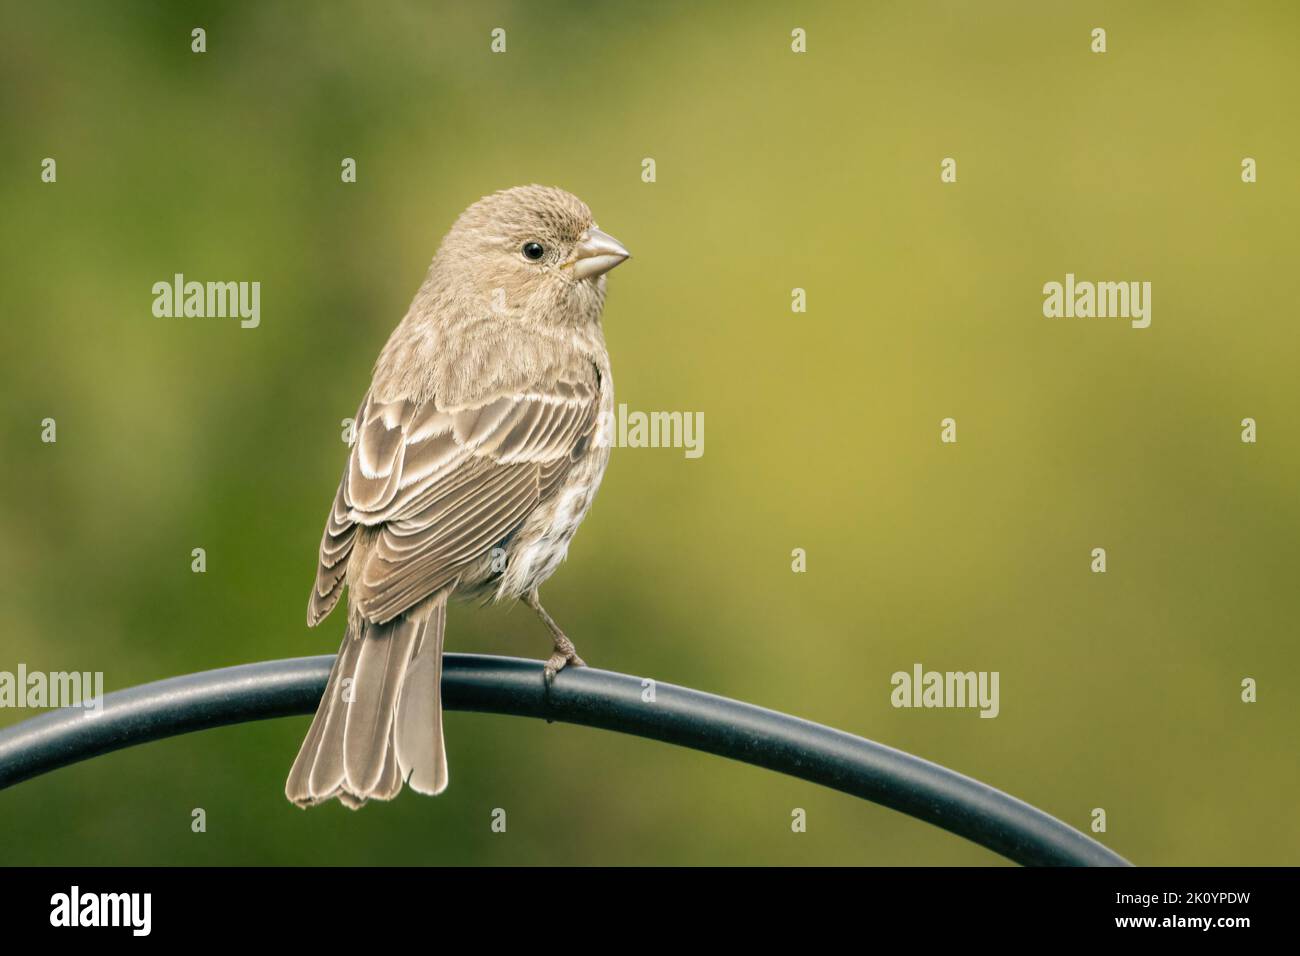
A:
307 369 601 626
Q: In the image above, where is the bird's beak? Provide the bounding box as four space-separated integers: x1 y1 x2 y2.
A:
569 227 631 280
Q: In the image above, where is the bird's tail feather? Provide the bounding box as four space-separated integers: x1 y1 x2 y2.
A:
285 596 448 808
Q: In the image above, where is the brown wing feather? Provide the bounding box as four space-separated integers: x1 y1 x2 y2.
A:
306 369 600 627
307 474 359 626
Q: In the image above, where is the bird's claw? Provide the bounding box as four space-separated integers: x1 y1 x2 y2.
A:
543 649 587 684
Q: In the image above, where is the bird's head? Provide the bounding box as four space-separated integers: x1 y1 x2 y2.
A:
435 184 630 323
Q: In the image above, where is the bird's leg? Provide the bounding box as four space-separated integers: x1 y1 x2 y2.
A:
524 589 586 682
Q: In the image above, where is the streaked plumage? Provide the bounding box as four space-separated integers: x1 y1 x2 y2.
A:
286 185 628 808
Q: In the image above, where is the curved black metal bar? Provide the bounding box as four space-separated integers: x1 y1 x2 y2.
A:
0 654 1130 866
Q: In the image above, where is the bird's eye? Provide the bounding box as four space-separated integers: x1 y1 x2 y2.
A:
521 242 545 261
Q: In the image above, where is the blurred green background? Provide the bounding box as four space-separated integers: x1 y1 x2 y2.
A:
2 0 1297 865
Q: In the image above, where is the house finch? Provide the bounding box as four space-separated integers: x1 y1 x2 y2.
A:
285 185 629 808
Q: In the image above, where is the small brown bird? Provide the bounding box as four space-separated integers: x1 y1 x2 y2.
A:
286 185 629 808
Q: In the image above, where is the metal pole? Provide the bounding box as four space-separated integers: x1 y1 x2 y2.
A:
0 654 1130 866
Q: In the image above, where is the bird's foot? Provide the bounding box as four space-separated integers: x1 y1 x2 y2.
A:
525 588 588 684
543 635 587 684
